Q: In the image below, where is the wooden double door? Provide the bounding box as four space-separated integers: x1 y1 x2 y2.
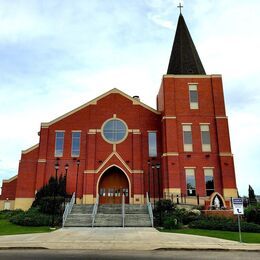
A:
99 167 129 204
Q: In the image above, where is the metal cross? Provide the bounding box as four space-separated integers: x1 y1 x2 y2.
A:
177 2 183 14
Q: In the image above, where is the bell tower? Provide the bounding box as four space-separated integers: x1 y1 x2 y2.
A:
157 11 238 202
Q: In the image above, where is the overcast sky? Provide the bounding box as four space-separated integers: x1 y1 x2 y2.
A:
0 0 259 196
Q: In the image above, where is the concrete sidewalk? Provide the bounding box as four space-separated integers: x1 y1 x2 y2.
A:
0 228 259 251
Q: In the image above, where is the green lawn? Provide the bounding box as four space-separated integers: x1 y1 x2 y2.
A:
0 219 52 236
162 228 260 243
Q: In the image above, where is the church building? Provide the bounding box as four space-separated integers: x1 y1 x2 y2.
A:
0 13 238 211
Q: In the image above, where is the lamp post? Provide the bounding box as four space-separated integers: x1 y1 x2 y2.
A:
52 162 59 227
156 163 161 202
75 159 80 204
156 163 161 226
64 163 69 201
152 164 155 207
147 160 151 199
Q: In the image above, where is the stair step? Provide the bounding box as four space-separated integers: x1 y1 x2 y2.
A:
70 205 93 214
64 204 152 227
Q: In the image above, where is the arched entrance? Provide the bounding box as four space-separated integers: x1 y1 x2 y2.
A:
98 166 129 204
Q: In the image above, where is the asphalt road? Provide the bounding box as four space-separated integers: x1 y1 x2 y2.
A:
0 249 259 260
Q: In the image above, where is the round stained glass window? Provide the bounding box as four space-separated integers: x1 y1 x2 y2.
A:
102 119 128 143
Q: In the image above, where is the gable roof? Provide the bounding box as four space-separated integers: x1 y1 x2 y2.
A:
167 14 206 75
41 88 160 127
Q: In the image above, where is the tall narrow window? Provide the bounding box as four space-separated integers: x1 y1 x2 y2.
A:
71 131 81 157
148 132 157 157
55 131 64 157
182 124 193 152
186 168 196 196
189 84 198 109
200 124 211 152
204 168 214 196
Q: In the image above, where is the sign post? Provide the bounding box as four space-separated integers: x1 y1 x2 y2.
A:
232 198 244 243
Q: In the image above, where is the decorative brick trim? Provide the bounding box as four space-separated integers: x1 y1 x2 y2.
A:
161 152 179 157
38 159 46 163
219 153 233 157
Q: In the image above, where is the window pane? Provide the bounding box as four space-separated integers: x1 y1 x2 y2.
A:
205 176 214 190
122 188 129 197
190 90 198 103
186 169 196 196
202 131 210 145
189 85 198 109
116 121 126 130
187 175 196 189
55 132 64 157
72 132 81 157
184 131 192 144
204 168 214 196
99 188 106 196
148 132 157 157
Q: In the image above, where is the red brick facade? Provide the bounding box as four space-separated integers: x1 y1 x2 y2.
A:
0 82 238 210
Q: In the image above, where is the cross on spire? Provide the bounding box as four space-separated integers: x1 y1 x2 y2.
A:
177 2 183 14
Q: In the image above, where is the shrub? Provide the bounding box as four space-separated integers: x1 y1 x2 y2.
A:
244 204 260 225
162 207 201 226
189 216 260 233
153 199 176 227
153 200 202 228
10 207 57 226
0 209 24 220
163 216 181 229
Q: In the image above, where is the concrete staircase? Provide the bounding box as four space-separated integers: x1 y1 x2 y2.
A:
64 204 152 227
124 205 152 227
64 205 93 227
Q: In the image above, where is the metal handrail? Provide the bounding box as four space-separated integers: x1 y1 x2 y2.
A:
62 192 75 227
122 194 125 228
91 195 99 228
146 192 154 227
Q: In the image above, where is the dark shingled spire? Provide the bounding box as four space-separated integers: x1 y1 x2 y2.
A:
167 14 206 75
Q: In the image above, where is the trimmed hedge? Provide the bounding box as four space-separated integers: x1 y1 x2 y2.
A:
10 208 55 226
189 216 260 233
244 204 260 225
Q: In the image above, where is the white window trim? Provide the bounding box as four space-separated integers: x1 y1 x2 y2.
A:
182 124 193 152
71 131 81 157
54 131 65 157
189 84 199 110
148 131 157 157
200 124 211 152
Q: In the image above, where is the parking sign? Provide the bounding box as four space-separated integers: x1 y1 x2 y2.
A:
232 198 244 215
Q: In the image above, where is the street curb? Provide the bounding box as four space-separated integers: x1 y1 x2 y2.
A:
155 247 260 252
0 247 48 250
0 246 259 252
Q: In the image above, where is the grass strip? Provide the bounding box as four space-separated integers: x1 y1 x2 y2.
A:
0 219 51 236
161 228 260 243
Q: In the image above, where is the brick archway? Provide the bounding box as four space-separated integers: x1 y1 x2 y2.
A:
98 166 129 204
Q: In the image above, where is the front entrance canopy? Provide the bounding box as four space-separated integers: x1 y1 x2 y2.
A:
98 166 129 204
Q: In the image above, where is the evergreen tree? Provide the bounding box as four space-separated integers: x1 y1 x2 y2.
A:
32 175 68 214
248 185 257 205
